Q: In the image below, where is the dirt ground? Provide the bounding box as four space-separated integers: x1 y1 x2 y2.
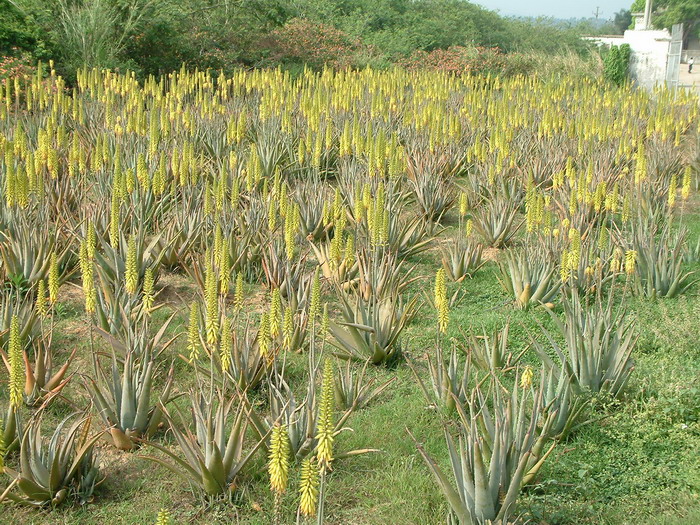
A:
679 67 700 93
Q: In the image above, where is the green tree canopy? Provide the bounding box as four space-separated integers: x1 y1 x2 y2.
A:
630 0 700 39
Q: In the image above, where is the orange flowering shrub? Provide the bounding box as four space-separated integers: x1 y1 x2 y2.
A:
0 49 35 81
399 46 506 75
260 18 365 70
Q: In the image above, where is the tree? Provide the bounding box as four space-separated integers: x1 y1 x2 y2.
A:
654 0 700 42
8 0 160 78
613 9 633 33
0 0 49 57
630 0 700 43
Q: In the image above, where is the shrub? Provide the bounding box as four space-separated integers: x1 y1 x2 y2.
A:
399 45 505 75
603 44 630 85
0 49 34 81
260 18 366 70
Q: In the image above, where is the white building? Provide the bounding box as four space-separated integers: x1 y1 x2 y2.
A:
583 2 683 90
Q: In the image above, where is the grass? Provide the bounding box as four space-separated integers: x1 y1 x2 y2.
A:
2 209 700 525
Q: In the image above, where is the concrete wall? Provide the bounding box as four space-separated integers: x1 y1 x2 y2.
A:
623 29 671 89
585 29 672 89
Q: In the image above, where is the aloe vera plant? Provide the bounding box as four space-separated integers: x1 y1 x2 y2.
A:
1 402 21 457
440 239 485 282
0 413 103 506
471 193 522 248
86 333 176 450
92 280 152 337
405 150 459 222
356 249 419 302
411 372 558 524
497 246 560 310
94 230 164 294
158 204 204 270
0 216 73 294
329 292 418 365
409 344 474 413
310 238 358 286
459 322 524 373
294 180 331 241
261 241 307 298
187 317 273 391
531 291 636 398
386 213 437 259
0 291 41 351
249 359 377 461
142 390 267 498
541 367 589 440
0 335 76 407
334 358 396 411
631 224 695 299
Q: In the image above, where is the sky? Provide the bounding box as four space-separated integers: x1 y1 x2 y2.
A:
475 0 633 20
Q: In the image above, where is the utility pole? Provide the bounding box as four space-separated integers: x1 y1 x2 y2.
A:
642 0 653 30
592 6 601 19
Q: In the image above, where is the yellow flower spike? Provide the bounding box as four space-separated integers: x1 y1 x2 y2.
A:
605 183 619 212
109 190 120 248
625 250 637 276
230 177 240 208
204 262 219 347
155 508 173 525
213 222 223 269
343 234 355 267
4 149 15 207
219 239 230 294
434 269 449 334
309 268 321 326
83 261 96 314
187 303 200 363
560 250 570 283
668 173 677 209
458 191 469 218
315 359 335 470
598 227 609 251
611 248 622 274
220 315 232 372
520 366 534 389
142 267 155 313
270 289 281 338
36 279 49 317
283 307 294 352
8 315 24 407
258 312 270 358
125 235 138 295
284 204 299 260
268 423 290 494
268 200 277 232
234 272 245 312
681 166 691 200
621 194 631 223
298 458 319 517
48 252 60 303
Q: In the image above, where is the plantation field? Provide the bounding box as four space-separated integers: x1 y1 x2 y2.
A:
0 66 699 525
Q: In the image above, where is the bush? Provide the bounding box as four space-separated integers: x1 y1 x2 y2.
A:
0 49 35 81
398 45 505 75
603 43 630 85
501 50 603 79
260 17 368 70
397 46 602 79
